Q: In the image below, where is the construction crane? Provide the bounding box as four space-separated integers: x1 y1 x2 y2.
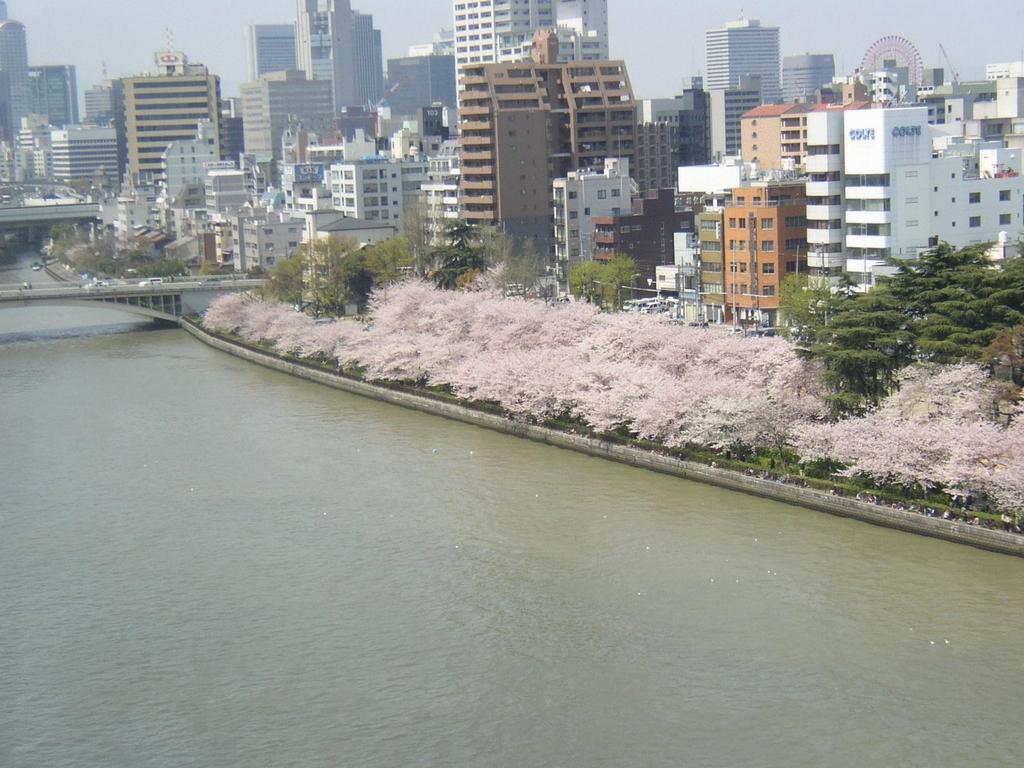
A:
939 43 960 84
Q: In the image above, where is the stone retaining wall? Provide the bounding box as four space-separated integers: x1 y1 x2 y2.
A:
181 318 1024 559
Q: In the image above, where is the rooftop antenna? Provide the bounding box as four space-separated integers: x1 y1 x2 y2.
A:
165 26 175 51
101 60 108 80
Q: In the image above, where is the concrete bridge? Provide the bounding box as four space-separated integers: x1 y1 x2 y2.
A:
0 278 264 323
0 203 102 231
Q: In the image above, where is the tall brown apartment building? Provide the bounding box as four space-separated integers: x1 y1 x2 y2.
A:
722 182 807 327
459 34 636 245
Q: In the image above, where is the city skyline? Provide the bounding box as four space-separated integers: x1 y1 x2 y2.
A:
8 0 1024 99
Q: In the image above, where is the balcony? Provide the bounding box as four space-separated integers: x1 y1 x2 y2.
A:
846 234 892 249
461 178 495 191
807 228 844 245
845 186 889 200
459 105 491 119
806 154 843 173
846 210 892 225
807 252 845 270
460 147 494 162
805 180 842 197
460 164 495 177
806 204 843 220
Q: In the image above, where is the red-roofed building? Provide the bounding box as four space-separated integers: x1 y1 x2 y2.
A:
741 103 811 171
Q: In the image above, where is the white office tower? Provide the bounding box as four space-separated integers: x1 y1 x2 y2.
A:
986 62 1024 80
806 105 1024 291
49 126 117 184
554 0 608 59
453 0 608 84
296 0 355 111
0 10 29 140
705 18 781 104
245 24 298 81
804 106 848 287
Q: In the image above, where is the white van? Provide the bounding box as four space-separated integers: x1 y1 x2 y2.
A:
138 277 165 286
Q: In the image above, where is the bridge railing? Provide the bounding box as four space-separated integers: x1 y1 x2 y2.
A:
0 279 265 301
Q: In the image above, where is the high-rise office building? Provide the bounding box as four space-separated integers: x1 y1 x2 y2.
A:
452 0 609 88
705 18 781 104
0 9 29 140
709 75 762 158
240 70 333 160
352 11 384 107
84 82 114 125
554 0 609 59
49 126 117 183
28 65 78 126
245 24 297 81
296 0 355 111
115 51 221 186
385 53 457 118
220 97 245 166
639 80 712 167
783 54 835 104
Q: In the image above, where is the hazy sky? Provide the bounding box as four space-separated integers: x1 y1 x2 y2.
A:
10 0 1024 99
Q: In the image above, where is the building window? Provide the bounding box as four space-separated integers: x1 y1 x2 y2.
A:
969 216 981 228
597 190 607 199
728 217 737 227
999 189 1011 201
763 285 775 297
762 263 775 274
760 218 774 229
761 240 775 251
969 192 981 204
1000 213 1011 225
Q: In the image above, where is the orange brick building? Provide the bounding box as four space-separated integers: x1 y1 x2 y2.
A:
723 182 807 328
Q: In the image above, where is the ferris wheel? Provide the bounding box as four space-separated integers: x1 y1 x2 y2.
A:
860 35 925 86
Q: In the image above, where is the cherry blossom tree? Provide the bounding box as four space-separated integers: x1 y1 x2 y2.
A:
203 285 1024 513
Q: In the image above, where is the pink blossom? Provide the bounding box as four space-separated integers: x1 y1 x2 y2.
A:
203 286 1024 513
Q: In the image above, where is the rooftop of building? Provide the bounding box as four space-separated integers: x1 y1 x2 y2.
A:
320 217 398 233
810 100 873 112
742 104 806 119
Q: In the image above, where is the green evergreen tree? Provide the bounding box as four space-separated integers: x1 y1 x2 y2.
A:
887 243 1024 362
430 221 486 290
808 287 916 415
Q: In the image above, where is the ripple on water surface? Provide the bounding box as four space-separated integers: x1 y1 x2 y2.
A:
0 318 1023 768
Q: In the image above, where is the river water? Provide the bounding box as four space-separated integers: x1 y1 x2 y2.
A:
1 253 1023 768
